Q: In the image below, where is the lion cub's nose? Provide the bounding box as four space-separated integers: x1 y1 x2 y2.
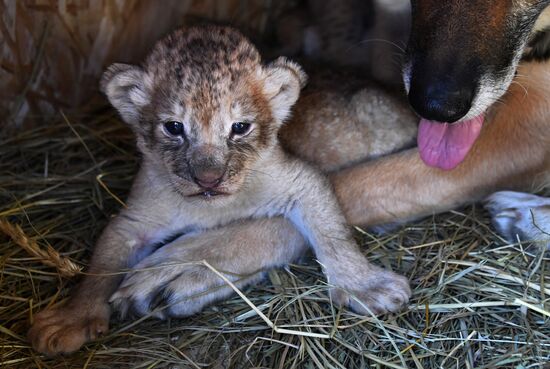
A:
193 170 224 189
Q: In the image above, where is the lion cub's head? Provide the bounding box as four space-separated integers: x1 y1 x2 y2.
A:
101 26 306 199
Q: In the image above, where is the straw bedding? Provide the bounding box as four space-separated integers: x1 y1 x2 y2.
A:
1 105 549 368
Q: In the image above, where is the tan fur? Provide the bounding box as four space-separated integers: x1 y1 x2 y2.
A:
280 71 417 172
28 26 411 356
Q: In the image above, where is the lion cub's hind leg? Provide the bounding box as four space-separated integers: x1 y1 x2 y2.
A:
110 218 308 318
281 76 417 173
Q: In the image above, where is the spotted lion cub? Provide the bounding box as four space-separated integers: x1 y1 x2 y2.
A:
28 26 411 355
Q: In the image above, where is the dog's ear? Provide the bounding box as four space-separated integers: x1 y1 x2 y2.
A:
100 63 150 124
263 57 308 123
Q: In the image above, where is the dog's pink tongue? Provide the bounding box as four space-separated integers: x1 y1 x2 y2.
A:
417 115 484 170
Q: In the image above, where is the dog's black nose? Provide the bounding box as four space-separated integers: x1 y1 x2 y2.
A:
408 79 475 123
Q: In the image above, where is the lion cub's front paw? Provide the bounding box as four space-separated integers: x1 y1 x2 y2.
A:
329 268 411 315
28 302 110 355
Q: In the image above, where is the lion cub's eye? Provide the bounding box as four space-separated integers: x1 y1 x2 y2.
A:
231 122 251 136
164 121 184 136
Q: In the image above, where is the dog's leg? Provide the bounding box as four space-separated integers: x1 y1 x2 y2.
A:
110 218 307 318
332 146 546 228
485 191 550 249
330 87 550 227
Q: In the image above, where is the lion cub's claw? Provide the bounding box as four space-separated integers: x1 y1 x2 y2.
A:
27 303 110 355
330 269 411 315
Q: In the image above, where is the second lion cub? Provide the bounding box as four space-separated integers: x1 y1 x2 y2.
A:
28 25 410 355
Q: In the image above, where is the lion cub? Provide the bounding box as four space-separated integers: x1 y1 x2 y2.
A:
28 26 410 355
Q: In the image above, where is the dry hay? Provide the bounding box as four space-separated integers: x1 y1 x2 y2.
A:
0 104 549 369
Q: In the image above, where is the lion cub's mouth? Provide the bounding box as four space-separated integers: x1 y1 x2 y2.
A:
188 190 230 198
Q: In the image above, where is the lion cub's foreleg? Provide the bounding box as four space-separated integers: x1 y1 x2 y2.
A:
110 217 307 318
277 158 411 314
28 168 185 355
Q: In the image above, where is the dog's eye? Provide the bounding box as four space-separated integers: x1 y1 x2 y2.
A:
164 121 184 136
231 122 251 136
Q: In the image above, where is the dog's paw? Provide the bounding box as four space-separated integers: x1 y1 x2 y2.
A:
329 267 411 315
110 251 263 319
28 302 110 355
485 191 550 248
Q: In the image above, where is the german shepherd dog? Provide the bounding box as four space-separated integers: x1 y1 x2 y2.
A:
365 0 550 243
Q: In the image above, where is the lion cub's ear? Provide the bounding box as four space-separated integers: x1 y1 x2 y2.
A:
100 63 150 124
263 57 308 123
